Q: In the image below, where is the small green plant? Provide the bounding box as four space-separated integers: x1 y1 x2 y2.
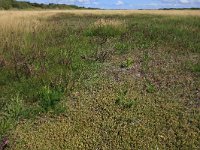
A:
123 100 135 108
120 58 134 68
115 89 136 108
115 89 127 105
191 63 200 73
115 42 129 54
145 81 156 93
116 97 136 109
0 117 14 139
142 51 150 72
37 85 64 111
184 61 200 73
5 94 24 119
0 95 24 138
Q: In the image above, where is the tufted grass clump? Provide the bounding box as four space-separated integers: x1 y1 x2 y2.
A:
120 58 134 68
37 85 64 111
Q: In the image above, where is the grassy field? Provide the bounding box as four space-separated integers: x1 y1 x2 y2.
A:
0 10 200 149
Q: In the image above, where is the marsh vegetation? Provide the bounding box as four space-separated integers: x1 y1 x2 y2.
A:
0 10 200 149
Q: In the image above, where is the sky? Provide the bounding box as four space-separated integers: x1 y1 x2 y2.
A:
18 0 200 9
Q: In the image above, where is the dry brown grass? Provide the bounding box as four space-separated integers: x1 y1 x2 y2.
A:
1 9 198 32
0 9 199 31
0 11 39 33
93 18 125 27
64 9 200 16
0 10 200 18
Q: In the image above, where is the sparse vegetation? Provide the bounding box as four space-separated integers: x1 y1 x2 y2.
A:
191 63 200 73
115 89 136 108
120 58 134 68
0 10 200 149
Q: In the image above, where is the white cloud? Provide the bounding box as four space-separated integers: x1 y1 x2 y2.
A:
69 0 92 4
162 0 200 4
116 0 124 5
179 0 190 3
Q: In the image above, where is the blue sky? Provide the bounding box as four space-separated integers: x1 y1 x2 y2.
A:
18 0 200 9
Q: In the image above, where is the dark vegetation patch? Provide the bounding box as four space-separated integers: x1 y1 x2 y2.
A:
0 0 88 10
